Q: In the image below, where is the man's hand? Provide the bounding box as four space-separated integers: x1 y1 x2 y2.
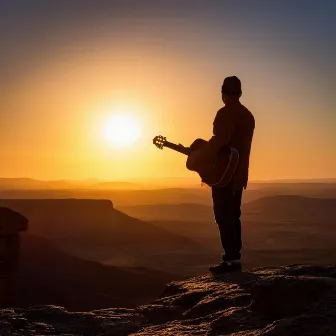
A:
232 170 247 192
232 179 245 192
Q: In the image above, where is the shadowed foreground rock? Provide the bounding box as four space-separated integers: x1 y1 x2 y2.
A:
1 264 336 335
0 207 28 308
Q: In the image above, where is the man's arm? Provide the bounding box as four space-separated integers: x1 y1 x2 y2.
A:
207 109 235 153
187 109 234 168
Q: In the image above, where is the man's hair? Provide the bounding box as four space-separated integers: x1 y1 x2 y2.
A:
221 76 242 96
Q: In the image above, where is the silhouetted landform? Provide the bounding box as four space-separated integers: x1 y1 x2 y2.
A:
1 183 335 208
0 187 213 206
0 207 28 308
0 178 143 191
248 183 336 199
122 196 336 269
0 199 214 275
244 195 336 221
93 181 143 189
120 203 213 222
1 264 336 335
0 197 335 275
121 195 336 226
0 207 28 234
251 179 336 184
15 234 174 311
0 199 201 252
121 195 336 232
0 177 335 190
0 178 72 190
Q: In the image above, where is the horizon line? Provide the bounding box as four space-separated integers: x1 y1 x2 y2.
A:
0 176 336 184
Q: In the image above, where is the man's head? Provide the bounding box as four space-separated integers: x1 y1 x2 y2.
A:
221 76 242 104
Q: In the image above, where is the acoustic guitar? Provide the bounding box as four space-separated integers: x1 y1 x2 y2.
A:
153 136 239 187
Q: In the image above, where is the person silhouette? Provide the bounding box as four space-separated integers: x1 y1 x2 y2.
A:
208 76 255 273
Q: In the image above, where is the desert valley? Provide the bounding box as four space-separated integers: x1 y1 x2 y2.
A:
1 178 335 311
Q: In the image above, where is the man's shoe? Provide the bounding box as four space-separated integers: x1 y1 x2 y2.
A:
209 260 242 274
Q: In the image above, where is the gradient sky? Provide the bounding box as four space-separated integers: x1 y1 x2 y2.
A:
1 0 335 181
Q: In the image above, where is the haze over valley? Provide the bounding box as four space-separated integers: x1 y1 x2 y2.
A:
1 178 335 310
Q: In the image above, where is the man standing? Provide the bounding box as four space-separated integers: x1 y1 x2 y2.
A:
208 76 255 273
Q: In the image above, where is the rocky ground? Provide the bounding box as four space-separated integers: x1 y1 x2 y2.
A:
1 264 336 336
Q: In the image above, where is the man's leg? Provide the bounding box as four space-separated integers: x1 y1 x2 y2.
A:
232 188 243 259
209 184 243 273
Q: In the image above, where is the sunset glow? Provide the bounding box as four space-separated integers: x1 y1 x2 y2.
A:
1 1 335 181
102 114 142 149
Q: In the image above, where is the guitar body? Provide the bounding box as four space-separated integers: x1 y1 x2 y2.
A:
186 138 239 187
153 135 239 187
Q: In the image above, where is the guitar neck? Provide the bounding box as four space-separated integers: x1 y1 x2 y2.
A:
164 141 191 155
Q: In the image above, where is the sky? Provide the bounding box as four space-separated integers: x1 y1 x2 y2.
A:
0 0 335 182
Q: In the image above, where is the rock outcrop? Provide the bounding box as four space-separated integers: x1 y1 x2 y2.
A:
1 264 336 335
0 207 28 308
0 207 28 236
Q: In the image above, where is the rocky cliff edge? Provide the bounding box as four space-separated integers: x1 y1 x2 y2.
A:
1 264 336 336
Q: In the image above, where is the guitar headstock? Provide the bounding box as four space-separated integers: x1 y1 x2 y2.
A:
153 135 167 149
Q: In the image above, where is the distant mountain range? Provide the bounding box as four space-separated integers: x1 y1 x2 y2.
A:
0 177 335 191
251 178 336 183
120 203 213 222
0 178 70 190
244 195 336 223
0 178 142 190
0 199 201 255
120 195 336 223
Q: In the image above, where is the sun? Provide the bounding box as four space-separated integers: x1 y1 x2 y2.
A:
102 114 142 149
